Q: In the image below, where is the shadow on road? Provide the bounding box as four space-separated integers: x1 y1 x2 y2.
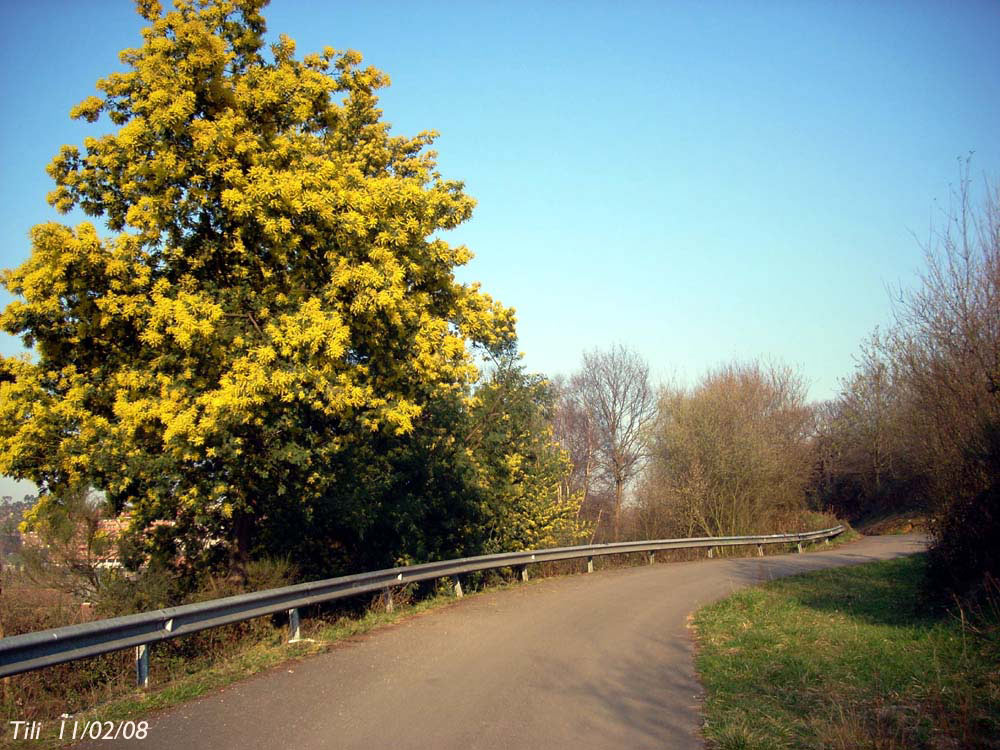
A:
527 630 704 750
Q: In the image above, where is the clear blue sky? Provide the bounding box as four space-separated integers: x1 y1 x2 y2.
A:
1 1 999 498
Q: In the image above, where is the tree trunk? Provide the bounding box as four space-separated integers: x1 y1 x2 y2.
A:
614 477 624 541
233 511 254 580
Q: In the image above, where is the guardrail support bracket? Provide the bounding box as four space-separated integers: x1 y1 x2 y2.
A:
453 576 463 598
519 565 529 582
288 607 302 642
647 551 655 565
135 644 149 689
757 544 764 557
707 547 714 559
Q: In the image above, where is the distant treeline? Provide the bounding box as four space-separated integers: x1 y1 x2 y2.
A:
554 164 999 603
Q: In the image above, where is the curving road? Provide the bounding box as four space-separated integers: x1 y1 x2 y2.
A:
80 534 926 749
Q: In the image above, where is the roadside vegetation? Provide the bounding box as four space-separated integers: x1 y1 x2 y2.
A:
809 163 999 605
694 555 1000 750
0 533 855 750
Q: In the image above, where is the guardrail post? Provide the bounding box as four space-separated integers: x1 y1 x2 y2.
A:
383 589 394 614
453 576 463 598
519 565 529 582
796 542 803 554
757 544 764 557
707 547 714 559
587 556 594 574
824 536 830 545
288 608 302 642
647 551 655 565
135 644 149 689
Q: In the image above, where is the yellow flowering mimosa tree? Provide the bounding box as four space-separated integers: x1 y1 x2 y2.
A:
1 0 526 576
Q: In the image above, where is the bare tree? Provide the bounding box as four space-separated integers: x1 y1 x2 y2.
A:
885 164 1000 596
573 345 657 539
551 375 598 508
808 332 925 522
889 164 1000 503
643 360 813 538
817 161 1000 597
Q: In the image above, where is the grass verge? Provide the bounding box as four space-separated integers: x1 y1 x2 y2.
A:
693 554 1000 749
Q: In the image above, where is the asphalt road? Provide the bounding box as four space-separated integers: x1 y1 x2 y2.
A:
78 533 926 750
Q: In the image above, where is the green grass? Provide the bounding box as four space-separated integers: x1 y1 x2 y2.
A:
693 555 1000 749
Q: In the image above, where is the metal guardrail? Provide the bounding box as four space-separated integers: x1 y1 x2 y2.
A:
0 525 843 686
